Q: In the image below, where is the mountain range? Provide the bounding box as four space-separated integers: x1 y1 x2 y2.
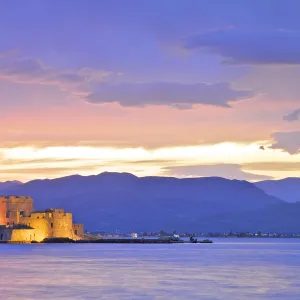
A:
0 173 299 233
0 180 22 191
255 178 300 203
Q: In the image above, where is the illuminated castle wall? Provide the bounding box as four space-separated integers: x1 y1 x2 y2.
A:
0 196 33 225
0 197 8 225
0 196 84 242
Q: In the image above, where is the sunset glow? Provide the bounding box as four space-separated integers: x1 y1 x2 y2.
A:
0 1 299 182
0 142 299 181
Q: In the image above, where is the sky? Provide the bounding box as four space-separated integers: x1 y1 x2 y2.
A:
0 0 299 182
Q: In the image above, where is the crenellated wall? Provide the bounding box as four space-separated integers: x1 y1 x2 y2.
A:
5 196 33 225
0 197 83 242
20 209 80 242
21 214 50 241
0 227 36 242
0 198 7 225
51 210 75 239
73 223 84 238
10 228 36 242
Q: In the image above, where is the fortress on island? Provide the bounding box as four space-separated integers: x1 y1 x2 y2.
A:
0 196 84 242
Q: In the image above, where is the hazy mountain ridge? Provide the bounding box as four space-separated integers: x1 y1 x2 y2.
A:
0 180 23 193
3 172 288 232
256 178 300 203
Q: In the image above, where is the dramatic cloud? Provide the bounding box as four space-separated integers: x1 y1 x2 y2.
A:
163 164 272 181
284 109 300 121
87 82 253 108
0 56 253 109
244 162 300 172
235 65 300 102
185 28 300 65
270 131 300 154
0 57 111 95
1 1 300 181
0 165 100 175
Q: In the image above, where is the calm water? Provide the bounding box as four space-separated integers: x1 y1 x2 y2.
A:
1 239 300 299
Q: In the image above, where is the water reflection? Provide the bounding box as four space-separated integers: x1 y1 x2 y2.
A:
1 239 300 299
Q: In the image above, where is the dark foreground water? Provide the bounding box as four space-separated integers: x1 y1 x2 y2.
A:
1 239 300 299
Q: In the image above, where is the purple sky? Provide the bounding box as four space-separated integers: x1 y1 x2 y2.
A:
0 0 299 181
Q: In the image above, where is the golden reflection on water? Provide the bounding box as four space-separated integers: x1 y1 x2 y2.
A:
0 240 300 300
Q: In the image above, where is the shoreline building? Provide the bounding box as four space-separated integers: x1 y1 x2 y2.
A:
0 196 84 242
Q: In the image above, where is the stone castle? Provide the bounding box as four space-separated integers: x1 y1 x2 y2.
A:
0 196 84 242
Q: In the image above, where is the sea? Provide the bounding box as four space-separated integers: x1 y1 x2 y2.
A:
1 238 300 300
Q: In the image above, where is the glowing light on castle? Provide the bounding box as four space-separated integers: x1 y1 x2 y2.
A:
0 196 84 242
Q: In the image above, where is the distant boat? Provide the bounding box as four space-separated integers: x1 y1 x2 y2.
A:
190 236 198 243
190 237 213 244
199 239 213 244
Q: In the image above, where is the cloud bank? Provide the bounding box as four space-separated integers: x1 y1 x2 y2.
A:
87 82 253 108
0 56 253 109
0 57 111 95
284 109 300 121
163 164 272 181
185 28 300 65
270 131 300 154
244 162 300 172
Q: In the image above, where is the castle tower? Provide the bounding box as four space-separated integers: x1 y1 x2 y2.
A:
2 196 33 225
0 197 8 225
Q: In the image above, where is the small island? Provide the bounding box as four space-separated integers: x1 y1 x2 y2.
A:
0 195 213 244
0 196 84 243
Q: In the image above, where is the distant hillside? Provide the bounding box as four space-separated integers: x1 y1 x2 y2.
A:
0 181 23 193
4 172 283 232
256 178 300 203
